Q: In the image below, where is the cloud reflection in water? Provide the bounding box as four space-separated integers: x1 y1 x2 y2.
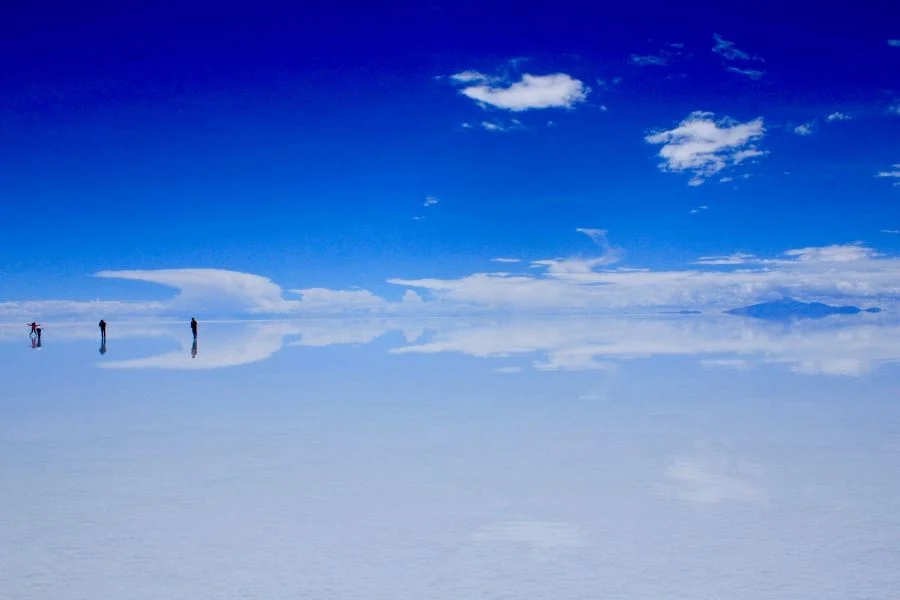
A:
44 312 900 376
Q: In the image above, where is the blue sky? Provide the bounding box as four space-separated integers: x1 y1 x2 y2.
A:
2 1 900 315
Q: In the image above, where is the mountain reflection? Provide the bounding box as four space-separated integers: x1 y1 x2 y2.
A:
53 312 898 375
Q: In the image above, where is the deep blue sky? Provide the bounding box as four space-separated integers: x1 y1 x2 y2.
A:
2 0 899 302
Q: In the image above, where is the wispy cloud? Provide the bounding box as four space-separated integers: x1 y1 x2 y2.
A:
690 205 709 214
645 111 766 185
449 70 488 83
478 119 525 132
694 252 758 265
629 43 685 68
888 40 900 47
630 54 668 66
726 66 764 80
490 257 521 263
794 123 814 136
424 196 439 207
876 164 900 186
450 71 589 111
826 112 853 121
712 34 762 62
881 229 900 234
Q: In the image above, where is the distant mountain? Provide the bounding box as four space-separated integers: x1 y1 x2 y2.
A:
725 298 882 320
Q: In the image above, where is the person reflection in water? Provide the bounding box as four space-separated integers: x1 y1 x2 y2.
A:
99 339 107 355
190 317 198 339
99 319 107 342
191 337 198 359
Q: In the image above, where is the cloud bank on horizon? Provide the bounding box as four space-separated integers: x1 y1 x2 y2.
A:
2 232 899 320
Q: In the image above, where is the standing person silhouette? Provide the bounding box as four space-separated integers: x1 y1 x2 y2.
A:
28 322 40 336
99 319 107 341
190 317 198 339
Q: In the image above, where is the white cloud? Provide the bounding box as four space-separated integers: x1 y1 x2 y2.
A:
689 205 708 214
424 196 439 207
720 176 734 183
452 72 589 111
645 111 765 184
782 243 881 262
390 241 900 312
876 164 900 186
826 112 852 122
490 258 521 263
888 40 900 47
95 269 292 313
881 229 900 234
712 33 762 61
793 123 813 136
726 66 764 80
5 239 900 323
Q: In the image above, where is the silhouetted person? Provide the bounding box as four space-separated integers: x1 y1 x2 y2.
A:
190 317 198 338
35 325 42 344
191 338 198 359
99 339 107 356
28 322 40 336
99 319 107 341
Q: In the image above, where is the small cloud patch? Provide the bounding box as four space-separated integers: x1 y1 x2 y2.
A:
450 71 589 111
646 111 766 185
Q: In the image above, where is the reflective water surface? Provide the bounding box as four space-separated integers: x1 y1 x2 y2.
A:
2 315 898 598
